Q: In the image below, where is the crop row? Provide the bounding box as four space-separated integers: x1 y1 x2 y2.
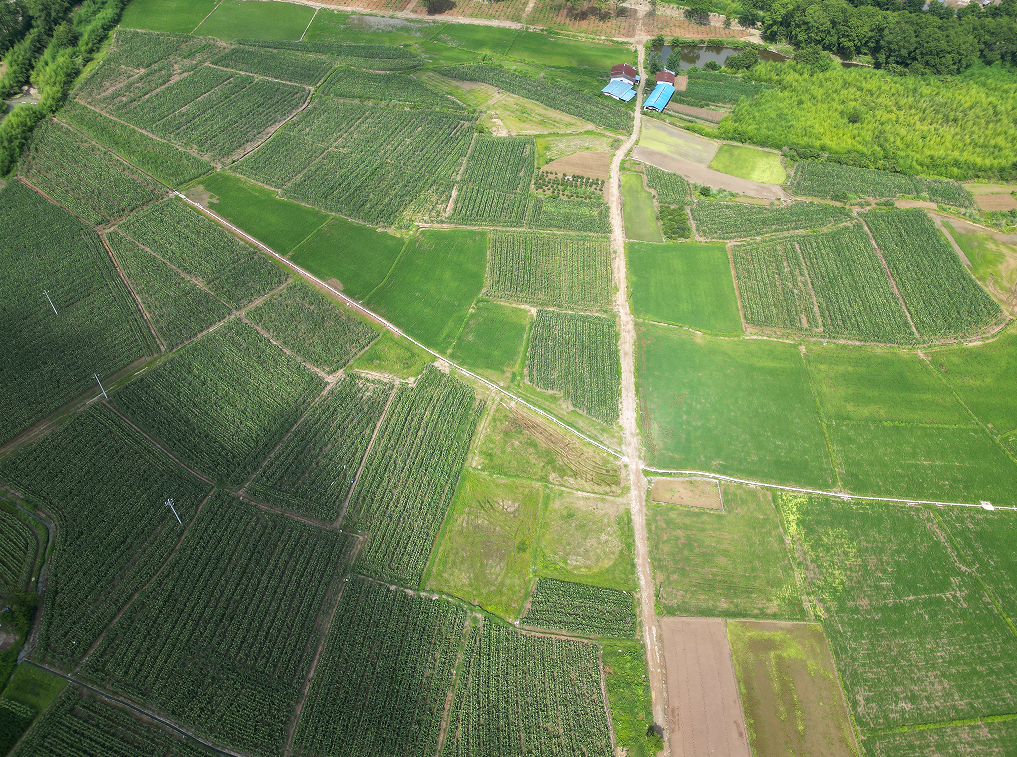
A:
673 71 768 107
84 493 355 756
439 65 632 132
789 161 974 207
522 578 636 638
108 230 230 349
211 44 335 86
691 200 852 240
486 230 612 311
344 367 484 585
443 621 612 757
645 165 692 204
250 375 391 521
0 510 35 593
451 185 531 227
526 195 611 233
527 309 620 424
121 199 286 309
0 181 154 446
317 68 460 108
0 406 212 669
863 209 1002 338
460 136 535 192
295 577 466 757
113 319 323 488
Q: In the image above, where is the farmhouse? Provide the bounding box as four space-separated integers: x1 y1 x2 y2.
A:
643 82 676 112
656 70 676 85
603 63 639 101
610 63 640 84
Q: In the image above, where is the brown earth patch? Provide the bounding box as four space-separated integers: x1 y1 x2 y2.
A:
649 478 722 509
541 151 611 181
660 617 751 757
673 74 688 92
666 102 725 123
975 193 1017 211
895 199 937 209
632 146 786 201
183 185 216 209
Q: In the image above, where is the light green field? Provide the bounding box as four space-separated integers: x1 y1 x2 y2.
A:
648 484 805 619
348 331 429 379
535 132 616 166
602 644 658 757
289 218 407 300
193 0 315 40
622 173 662 243
188 173 329 256
637 323 834 488
482 94 594 136
946 219 1017 296
536 489 636 592
366 229 488 352
303 10 433 46
638 121 719 166
427 469 542 620
627 242 742 334
933 328 1017 436
428 23 517 56
940 508 1017 625
2 665 67 712
120 0 219 33
504 30 630 71
450 300 528 382
708 144 786 184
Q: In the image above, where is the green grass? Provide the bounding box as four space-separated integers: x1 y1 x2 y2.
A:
2 665 67 712
120 0 219 33
303 10 431 47
648 484 805 619
429 23 517 56
536 489 635 592
188 173 329 256
193 0 315 40
366 229 487 352
504 30 629 70
348 331 429 380
426 470 542 620
932 328 1017 437
638 120 718 166
627 242 742 334
637 323 835 488
708 144 786 184
449 300 529 382
602 644 659 757
289 217 407 300
862 721 1017 757
622 173 662 243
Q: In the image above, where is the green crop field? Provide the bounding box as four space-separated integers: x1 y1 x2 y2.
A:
789 161 973 207
601 644 656 757
521 577 636 638
776 493 1017 731
648 484 804 619
526 194 611 234
85 493 356 756
449 300 529 380
0 510 36 594
940 508 1017 624
0 181 154 446
933 328 1017 436
673 71 768 108
486 230 612 312
119 0 218 33
451 137 535 227
366 229 487 352
193 0 316 40
443 621 612 757
708 145 786 184
527 309 620 424
692 200 852 240
622 173 662 243
186 172 329 255
0 407 211 668
427 469 543 619
644 165 692 205
246 280 377 372
350 331 431 379
211 44 335 85
862 721 1017 757
107 230 231 349
627 242 742 334
113 319 323 487
318 68 459 108
637 323 834 487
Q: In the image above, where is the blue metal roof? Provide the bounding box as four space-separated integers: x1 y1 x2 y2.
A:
602 79 637 102
643 82 676 112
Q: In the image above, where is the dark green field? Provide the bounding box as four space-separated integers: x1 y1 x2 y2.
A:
450 300 529 381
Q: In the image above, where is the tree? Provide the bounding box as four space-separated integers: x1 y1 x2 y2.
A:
684 0 711 25
648 50 664 73
725 47 759 69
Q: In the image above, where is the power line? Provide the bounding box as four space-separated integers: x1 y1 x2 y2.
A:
165 498 182 526
94 373 108 400
43 290 58 315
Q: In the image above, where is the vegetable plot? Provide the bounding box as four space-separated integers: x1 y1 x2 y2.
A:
522 578 636 638
691 201 852 240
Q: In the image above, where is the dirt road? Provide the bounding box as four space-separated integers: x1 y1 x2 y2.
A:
606 42 670 742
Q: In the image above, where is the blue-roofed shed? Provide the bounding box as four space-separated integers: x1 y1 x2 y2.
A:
643 82 675 112
602 79 637 102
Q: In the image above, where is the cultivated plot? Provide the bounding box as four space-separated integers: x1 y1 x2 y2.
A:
692 200 851 240
449 300 529 381
708 145 786 184
622 172 663 243
521 577 636 638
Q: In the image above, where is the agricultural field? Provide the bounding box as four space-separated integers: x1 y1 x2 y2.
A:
486 230 613 311
366 229 487 352
451 137 535 226
343 367 484 584
112 319 323 487
639 120 719 166
691 200 852 240
526 309 620 424
443 621 612 757
644 165 692 205
658 203 691 241
248 375 389 521
939 508 1017 622
648 484 805 619
708 145 786 184
20 121 164 225
245 281 377 373
210 44 335 86
637 324 834 487
427 469 542 619
601 644 657 757
120 199 288 309
861 720 1017 757
350 332 431 380
525 194 611 234
627 242 742 334
318 68 459 107
776 493 1017 731
0 406 211 668
789 161 973 207
521 578 636 638
673 70 768 108
622 173 663 243
863 209 1004 338
0 181 154 446
932 328 1017 435
85 493 356 756
106 230 231 349
193 0 316 40
0 510 36 594
449 300 529 380
119 0 219 33
294 578 466 757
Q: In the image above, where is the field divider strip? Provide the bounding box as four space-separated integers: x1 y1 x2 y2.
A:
174 191 626 461
99 232 167 353
299 7 318 41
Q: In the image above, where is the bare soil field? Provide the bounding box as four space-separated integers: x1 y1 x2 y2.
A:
632 146 786 201
541 150 611 180
975 193 1017 211
659 616 751 757
895 199 937 209
649 477 722 509
666 102 725 123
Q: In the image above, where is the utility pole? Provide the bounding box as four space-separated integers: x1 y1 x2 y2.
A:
165 498 182 526
43 290 57 315
94 374 108 400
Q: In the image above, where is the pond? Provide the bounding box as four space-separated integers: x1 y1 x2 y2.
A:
658 45 787 70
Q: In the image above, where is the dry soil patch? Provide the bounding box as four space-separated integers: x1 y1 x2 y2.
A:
666 102 725 123
895 199 937 209
632 146 786 201
541 150 611 181
649 478 722 509
975 193 1017 211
